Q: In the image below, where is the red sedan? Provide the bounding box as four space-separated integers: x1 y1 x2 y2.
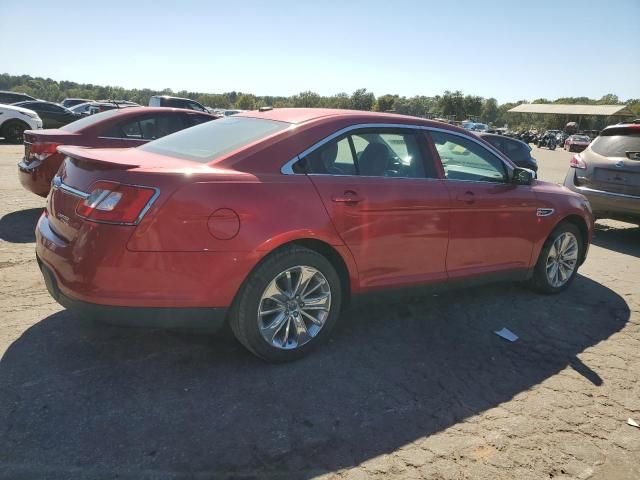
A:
36 109 593 361
18 107 217 196
564 134 591 153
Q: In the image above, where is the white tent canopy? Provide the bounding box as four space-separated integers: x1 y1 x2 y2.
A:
508 104 634 116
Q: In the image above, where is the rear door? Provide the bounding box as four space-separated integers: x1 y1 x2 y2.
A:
428 130 538 278
300 127 450 290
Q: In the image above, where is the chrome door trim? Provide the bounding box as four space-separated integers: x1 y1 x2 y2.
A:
280 123 514 177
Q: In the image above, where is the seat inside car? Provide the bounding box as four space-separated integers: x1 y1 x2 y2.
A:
359 142 390 176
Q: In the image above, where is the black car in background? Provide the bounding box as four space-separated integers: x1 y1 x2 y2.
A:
61 98 94 108
478 133 538 173
0 90 36 105
149 95 210 112
11 100 81 128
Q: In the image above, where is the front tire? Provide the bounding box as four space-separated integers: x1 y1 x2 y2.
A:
229 246 342 362
529 222 582 294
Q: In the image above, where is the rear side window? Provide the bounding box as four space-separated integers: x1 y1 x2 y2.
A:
185 113 214 126
61 109 123 132
105 114 186 140
590 132 640 157
503 139 530 163
297 129 430 178
139 116 290 162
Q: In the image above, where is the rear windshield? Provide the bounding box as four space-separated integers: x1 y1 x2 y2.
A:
139 116 291 162
590 133 640 157
61 109 125 132
573 135 590 142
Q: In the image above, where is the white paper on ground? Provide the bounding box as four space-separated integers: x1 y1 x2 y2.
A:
494 327 519 342
628 418 639 428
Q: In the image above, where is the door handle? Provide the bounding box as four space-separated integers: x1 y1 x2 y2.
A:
456 191 475 204
332 190 363 205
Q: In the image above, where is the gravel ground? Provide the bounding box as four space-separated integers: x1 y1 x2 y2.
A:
0 143 638 480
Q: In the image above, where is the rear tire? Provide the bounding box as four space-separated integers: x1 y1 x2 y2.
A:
1 120 29 143
528 222 582 294
229 246 342 362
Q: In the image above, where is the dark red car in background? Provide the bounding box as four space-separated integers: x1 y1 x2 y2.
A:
564 134 591 153
36 109 593 362
18 107 217 196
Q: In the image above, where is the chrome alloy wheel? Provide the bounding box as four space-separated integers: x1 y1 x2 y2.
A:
257 266 332 350
545 232 579 288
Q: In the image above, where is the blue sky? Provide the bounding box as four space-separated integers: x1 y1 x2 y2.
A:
1 0 638 102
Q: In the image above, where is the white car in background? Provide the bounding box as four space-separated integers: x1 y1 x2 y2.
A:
0 104 43 143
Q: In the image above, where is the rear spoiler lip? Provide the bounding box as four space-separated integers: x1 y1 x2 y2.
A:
57 145 143 167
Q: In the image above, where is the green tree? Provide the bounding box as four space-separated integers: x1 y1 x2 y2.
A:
481 98 499 124
292 90 321 107
325 93 352 109
374 94 396 112
236 94 256 110
351 88 375 111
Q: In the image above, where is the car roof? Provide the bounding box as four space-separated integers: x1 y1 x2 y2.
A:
151 95 196 102
236 108 459 129
97 106 215 117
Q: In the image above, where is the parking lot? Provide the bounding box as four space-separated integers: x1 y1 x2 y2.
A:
0 143 638 479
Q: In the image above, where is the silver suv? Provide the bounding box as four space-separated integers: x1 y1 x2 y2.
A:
564 123 640 224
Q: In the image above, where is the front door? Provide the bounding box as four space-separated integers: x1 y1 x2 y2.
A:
428 130 538 278
302 128 450 290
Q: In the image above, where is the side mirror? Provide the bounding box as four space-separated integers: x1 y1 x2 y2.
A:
512 167 535 185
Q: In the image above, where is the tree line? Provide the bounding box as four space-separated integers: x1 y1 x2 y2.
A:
2 73 638 131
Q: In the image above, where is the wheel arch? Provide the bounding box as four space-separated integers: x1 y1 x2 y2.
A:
555 214 590 265
249 237 358 310
279 238 356 308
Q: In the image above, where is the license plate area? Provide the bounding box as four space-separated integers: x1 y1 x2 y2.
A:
594 168 640 187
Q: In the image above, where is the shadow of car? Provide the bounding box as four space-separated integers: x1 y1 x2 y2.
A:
0 274 629 477
0 207 43 243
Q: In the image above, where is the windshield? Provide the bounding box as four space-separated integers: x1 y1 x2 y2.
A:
60 109 124 132
590 133 640 157
139 116 291 163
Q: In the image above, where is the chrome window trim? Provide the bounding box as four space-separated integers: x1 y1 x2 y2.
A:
51 175 160 225
280 123 514 181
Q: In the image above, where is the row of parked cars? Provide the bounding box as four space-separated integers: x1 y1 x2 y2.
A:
0 90 244 142
6 93 639 361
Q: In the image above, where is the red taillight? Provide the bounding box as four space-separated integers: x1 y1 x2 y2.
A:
26 142 60 163
76 181 158 225
570 154 586 169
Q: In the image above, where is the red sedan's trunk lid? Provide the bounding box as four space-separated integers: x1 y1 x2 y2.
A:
46 146 203 243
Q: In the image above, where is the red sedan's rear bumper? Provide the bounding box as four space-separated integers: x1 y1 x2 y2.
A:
17 153 65 197
36 212 265 320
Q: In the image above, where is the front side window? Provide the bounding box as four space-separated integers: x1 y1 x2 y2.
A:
431 131 507 183
297 129 428 178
